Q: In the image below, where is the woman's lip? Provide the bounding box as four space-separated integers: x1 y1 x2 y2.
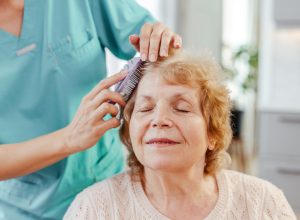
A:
145 138 180 144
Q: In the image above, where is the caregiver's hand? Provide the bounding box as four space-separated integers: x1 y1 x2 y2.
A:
0 71 126 180
62 71 127 154
129 22 182 62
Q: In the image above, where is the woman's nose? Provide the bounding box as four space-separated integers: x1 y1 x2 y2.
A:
151 106 173 128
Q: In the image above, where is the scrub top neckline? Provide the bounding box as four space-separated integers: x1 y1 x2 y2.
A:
0 0 38 49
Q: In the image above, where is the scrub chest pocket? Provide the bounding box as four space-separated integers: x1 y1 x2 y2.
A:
48 29 105 86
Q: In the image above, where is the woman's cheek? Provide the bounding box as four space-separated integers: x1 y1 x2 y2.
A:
130 116 144 140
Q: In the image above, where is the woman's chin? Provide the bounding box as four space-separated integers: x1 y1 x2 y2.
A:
143 156 186 172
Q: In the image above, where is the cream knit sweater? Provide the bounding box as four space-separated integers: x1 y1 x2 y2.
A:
64 170 296 219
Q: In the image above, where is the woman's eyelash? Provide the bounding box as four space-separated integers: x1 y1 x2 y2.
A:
137 107 190 113
176 109 190 113
139 108 152 112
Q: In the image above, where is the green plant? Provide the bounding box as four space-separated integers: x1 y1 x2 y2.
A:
223 45 259 93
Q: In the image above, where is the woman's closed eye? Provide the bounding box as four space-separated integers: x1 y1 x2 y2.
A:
175 108 190 113
137 106 154 112
174 103 192 113
140 108 153 112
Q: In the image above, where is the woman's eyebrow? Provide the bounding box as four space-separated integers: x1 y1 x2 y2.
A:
135 95 152 103
171 93 195 103
136 92 197 102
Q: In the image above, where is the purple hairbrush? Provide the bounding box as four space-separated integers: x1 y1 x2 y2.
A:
115 57 145 102
112 57 145 120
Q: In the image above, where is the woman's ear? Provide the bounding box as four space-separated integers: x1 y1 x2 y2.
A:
208 144 214 151
207 135 215 150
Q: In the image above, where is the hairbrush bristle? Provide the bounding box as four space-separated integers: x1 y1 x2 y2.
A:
112 57 145 120
115 57 145 102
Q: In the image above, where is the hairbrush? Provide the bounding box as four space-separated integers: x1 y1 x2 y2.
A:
115 57 145 102
112 57 145 119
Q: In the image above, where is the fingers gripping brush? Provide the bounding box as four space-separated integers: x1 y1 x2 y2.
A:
113 57 145 120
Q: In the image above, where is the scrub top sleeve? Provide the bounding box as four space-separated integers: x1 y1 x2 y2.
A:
90 0 156 60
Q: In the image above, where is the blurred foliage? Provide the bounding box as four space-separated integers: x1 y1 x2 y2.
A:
223 45 259 93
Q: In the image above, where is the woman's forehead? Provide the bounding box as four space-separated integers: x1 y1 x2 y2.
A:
135 74 199 103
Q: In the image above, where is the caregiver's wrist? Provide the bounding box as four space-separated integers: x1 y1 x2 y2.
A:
55 127 77 157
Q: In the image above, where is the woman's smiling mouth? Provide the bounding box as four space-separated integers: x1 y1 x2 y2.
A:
145 138 180 147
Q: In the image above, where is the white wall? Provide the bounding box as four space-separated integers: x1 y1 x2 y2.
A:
258 0 300 113
177 0 222 61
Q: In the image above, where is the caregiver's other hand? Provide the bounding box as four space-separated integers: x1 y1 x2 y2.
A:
129 22 182 62
62 71 127 154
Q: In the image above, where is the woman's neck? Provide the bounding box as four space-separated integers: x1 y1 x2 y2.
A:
142 166 219 219
144 167 216 197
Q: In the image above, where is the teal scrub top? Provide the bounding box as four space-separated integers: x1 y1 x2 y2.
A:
0 0 154 219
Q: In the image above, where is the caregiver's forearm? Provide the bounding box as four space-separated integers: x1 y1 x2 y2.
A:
0 128 70 180
0 72 127 181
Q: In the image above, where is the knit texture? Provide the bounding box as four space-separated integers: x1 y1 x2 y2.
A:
63 169 297 219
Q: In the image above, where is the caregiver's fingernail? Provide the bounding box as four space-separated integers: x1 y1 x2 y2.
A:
149 53 156 62
141 53 147 61
160 49 168 57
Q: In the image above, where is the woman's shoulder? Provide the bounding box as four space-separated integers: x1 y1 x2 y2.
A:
64 172 132 219
221 169 280 193
84 171 131 197
220 169 296 219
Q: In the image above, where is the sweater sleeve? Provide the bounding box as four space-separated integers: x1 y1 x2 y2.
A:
63 190 98 220
262 183 297 219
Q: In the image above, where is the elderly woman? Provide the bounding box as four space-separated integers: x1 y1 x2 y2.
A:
64 50 296 219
